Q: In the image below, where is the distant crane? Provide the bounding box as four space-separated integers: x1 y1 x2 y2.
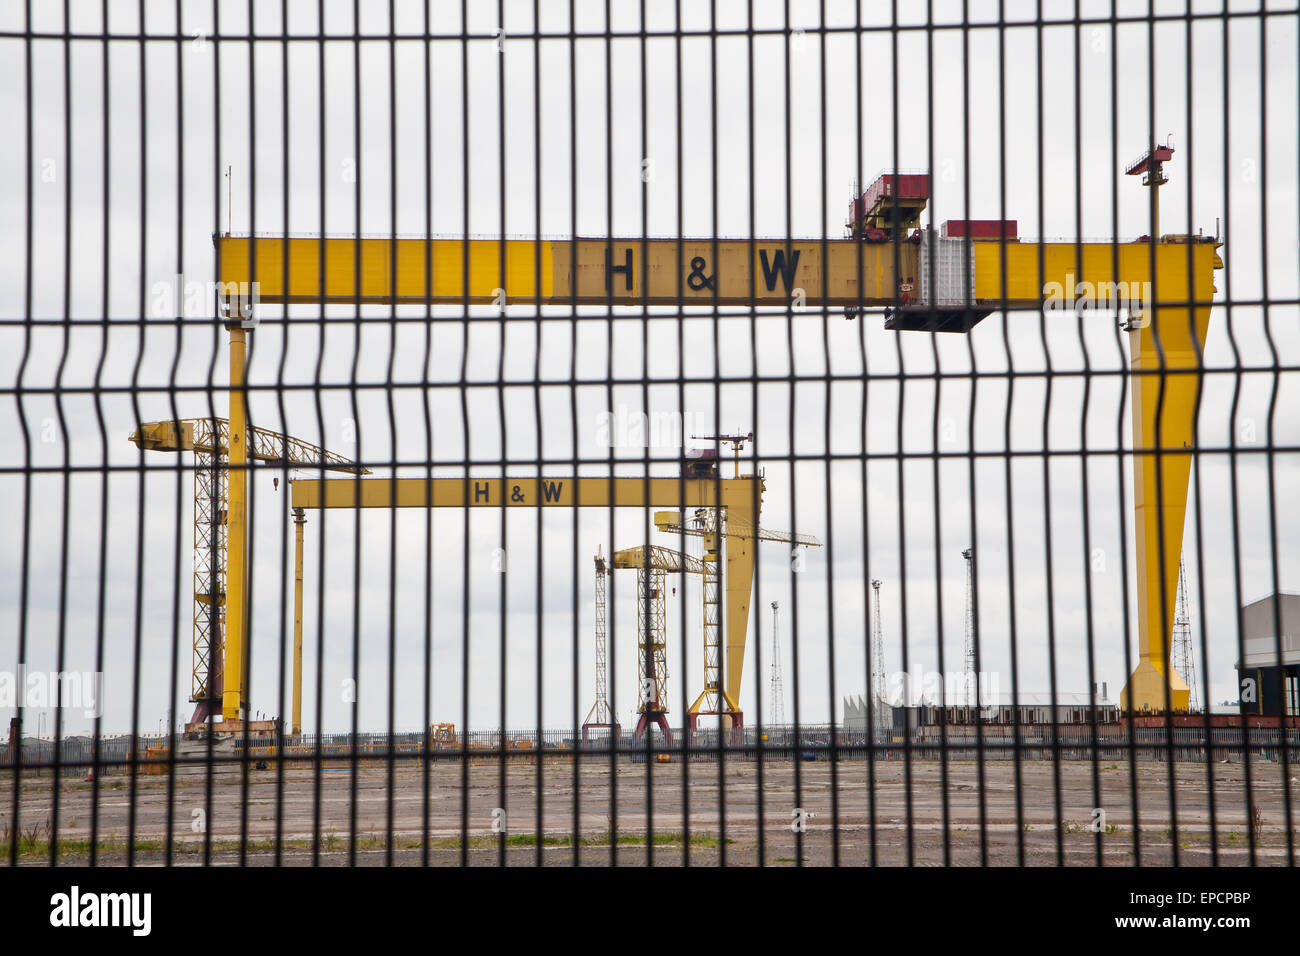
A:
1171 556 1199 713
582 548 619 741
129 418 366 729
870 579 888 732
610 544 713 746
769 601 784 727
962 548 976 708
653 507 820 740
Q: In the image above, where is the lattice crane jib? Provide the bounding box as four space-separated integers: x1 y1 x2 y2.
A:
129 418 367 725
652 508 821 738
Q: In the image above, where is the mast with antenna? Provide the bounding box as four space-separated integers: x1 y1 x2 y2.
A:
870 579 888 734
1171 556 1198 713
962 549 976 708
769 601 784 728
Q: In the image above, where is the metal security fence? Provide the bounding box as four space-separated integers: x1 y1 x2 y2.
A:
1 1 1297 872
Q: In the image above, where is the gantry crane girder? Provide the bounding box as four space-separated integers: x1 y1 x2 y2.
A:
224 220 1223 714
129 418 366 726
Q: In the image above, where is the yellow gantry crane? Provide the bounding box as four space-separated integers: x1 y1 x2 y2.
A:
215 151 1220 716
287 472 765 735
610 544 714 745
129 417 366 730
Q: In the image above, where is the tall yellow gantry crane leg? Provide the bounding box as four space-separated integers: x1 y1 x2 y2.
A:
221 165 1221 714
225 326 249 722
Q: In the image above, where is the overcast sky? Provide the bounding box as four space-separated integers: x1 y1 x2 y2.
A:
1 0 1297 736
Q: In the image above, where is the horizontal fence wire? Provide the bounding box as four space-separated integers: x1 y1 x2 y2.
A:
0 1 1296 871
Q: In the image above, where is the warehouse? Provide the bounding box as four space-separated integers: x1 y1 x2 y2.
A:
1237 592 1300 718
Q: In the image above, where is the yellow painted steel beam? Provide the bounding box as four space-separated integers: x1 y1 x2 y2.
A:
292 508 306 737
1119 309 1216 712
289 475 759 510
218 235 904 306
218 233 1220 308
293 475 763 714
223 328 249 721
970 240 1222 304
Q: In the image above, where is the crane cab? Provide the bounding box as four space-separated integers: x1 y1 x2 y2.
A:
683 447 719 479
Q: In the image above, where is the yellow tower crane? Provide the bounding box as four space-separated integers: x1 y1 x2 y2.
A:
651 509 820 739
610 544 714 745
129 417 367 730
217 154 1221 715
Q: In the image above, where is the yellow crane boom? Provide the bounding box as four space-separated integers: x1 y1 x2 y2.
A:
611 544 708 576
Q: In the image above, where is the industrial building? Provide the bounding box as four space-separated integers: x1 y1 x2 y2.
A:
842 694 893 734
1236 592 1300 718
843 691 1120 736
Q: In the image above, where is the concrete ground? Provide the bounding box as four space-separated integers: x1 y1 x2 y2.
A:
2 757 1297 865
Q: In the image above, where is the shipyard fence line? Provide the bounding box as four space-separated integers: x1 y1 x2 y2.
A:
6 724 1299 778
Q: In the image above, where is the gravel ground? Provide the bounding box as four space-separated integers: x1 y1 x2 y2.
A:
2 757 1296 866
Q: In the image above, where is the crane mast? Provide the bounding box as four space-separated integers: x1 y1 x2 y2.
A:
582 548 618 740
963 549 976 708
769 602 784 728
870 579 888 735
611 545 709 747
653 506 820 742
1171 556 1198 713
